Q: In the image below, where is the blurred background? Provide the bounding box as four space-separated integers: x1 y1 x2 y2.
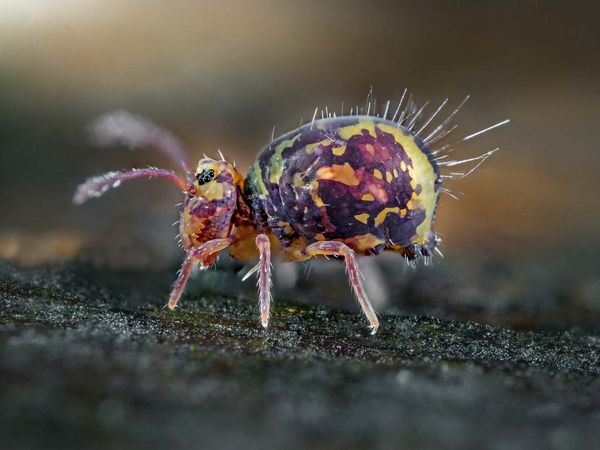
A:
1 0 598 329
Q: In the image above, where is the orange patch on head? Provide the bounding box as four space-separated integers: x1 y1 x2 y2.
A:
316 163 360 186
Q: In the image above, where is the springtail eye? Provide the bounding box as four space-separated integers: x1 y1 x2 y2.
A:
196 168 215 185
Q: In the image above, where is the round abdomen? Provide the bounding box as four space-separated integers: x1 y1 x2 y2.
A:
246 116 441 257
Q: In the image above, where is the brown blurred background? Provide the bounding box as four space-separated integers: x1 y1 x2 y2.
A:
1 0 598 326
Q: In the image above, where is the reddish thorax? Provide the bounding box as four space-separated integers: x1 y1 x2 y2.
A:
179 158 260 265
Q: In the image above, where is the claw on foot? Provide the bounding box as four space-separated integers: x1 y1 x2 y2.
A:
167 299 179 310
261 316 269 329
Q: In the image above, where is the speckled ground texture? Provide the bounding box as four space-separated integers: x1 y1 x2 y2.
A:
1 260 599 450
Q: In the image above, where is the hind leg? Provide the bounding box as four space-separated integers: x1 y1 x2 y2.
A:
299 241 380 334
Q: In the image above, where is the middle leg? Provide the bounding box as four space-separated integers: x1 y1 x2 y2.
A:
255 234 273 328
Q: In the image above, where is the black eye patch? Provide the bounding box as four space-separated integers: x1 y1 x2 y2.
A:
196 168 215 185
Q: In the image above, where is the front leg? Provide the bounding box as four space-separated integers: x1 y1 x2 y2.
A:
301 241 380 334
167 238 232 309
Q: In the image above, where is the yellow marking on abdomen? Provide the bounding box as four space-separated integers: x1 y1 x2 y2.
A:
292 172 304 187
250 162 268 198
344 233 385 253
269 134 301 183
316 163 360 186
332 145 346 156
309 180 327 207
361 193 375 201
376 123 438 244
338 121 376 140
374 207 401 227
306 138 332 155
354 213 370 224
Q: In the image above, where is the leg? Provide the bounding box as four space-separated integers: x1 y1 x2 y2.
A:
255 234 272 328
167 238 232 309
90 110 190 174
302 241 380 334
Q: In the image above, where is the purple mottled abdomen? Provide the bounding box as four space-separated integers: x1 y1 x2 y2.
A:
245 116 441 256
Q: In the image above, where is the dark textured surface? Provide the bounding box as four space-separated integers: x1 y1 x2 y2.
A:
1 261 599 450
